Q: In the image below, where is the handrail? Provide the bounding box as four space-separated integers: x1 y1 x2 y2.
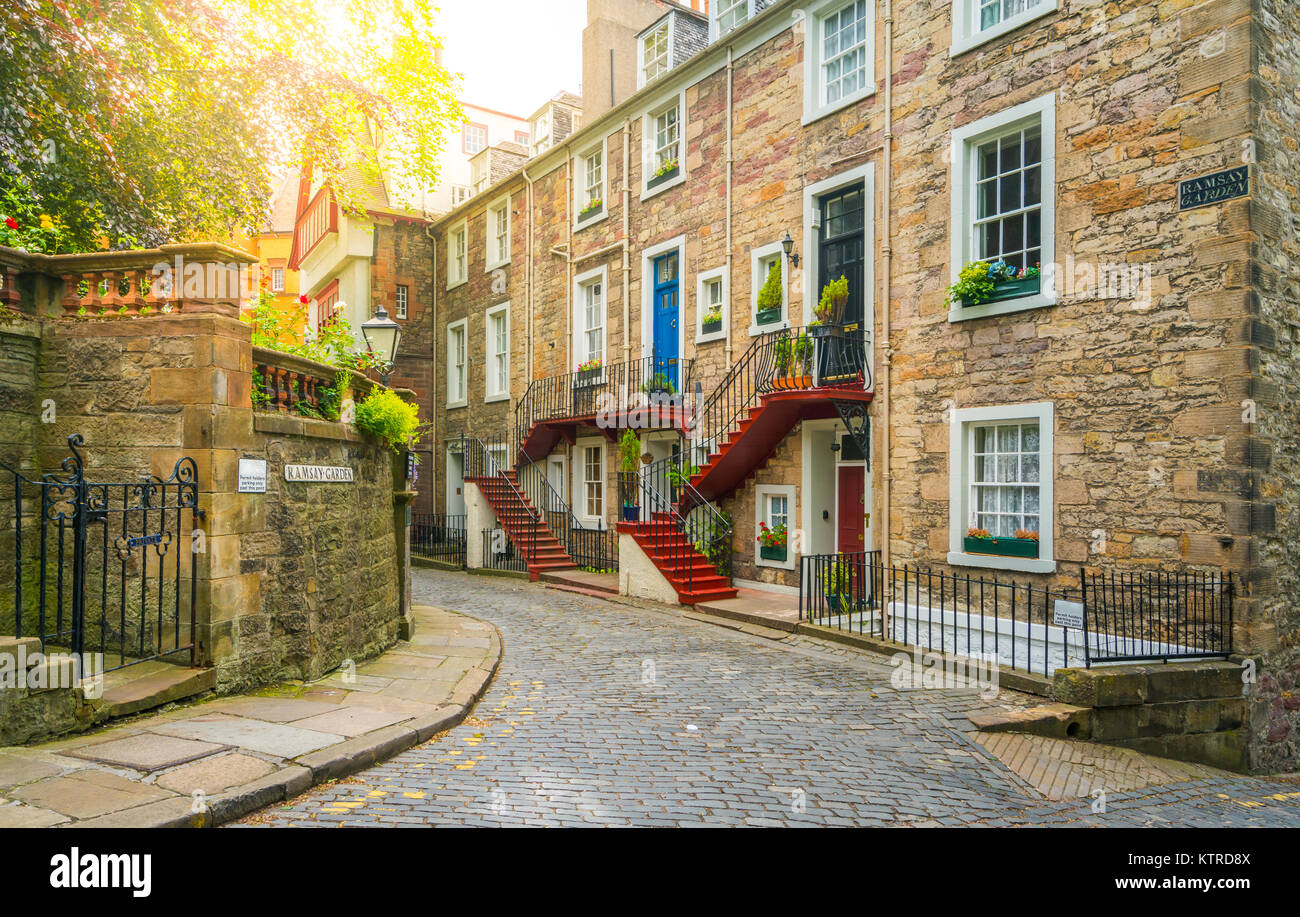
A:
631 454 733 592
462 435 538 564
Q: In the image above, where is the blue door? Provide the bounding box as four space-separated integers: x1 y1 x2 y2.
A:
652 252 679 388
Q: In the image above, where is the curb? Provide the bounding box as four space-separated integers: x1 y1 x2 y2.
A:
81 615 505 829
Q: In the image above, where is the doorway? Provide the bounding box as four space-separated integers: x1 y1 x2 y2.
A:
836 464 866 553
446 449 465 517
817 185 866 331
651 251 680 389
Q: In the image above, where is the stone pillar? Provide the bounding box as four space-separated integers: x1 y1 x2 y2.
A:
393 454 417 640
465 481 495 569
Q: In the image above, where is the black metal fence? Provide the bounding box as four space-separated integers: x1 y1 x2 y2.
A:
480 528 528 573
1 435 200 673
1081 567 1233 664
410 513 466 568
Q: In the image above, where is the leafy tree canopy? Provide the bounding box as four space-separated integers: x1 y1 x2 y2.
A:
1 0 461 253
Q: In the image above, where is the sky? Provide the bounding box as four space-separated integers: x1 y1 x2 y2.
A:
436 0 587 117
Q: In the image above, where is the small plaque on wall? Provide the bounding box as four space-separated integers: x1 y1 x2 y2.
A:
237 458 267 493
1178 166 1250 210
284 464 355 483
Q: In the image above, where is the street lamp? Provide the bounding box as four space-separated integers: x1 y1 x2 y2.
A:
781 231 799 268
361 303 402 386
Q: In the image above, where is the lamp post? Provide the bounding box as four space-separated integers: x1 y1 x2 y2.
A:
361 303 402 386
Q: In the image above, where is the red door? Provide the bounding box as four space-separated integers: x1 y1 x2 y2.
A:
836 466 865 554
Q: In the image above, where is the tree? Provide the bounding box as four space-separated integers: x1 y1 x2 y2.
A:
0 0 461 253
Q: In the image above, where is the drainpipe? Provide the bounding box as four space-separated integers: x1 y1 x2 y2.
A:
566 155 574 369
622 118 632 366
880 0 894 599
424 223 439 459
522 166 535 382
725 46 735 371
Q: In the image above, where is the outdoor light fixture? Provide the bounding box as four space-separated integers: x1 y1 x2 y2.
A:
361 303 402 385
781 231 799 268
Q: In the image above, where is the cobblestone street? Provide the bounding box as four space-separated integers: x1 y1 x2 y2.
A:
246 569 1300 827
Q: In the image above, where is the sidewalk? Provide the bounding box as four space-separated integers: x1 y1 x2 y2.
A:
0 605 501 828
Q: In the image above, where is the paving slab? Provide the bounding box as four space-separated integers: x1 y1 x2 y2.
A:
155 752 277 795
0 752 76 791
151 715 344 758
291 706 414 738
66 733 229 772
202 697 344 723
0 801 71 827
12 770 174 819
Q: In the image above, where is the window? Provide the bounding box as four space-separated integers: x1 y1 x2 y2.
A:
754 484 796 569
642 96 685 197
948 401 1054 573
487 197 510 269
447 320 467 407
447 221 467 287
515 130 530 146
949 92 1055 321
485 304 509 401
641 22 670 86
463 123 487 154
532 112 551 156
654 105 680 172
575 271 605 368
271 266 285 292
582 444 604 521
584 151 603 209
451 185 471 206
749 242 788 334
714 0 752 37
696 267 728 342
471 158 488 195
952 0 1057 56
395 284 408 320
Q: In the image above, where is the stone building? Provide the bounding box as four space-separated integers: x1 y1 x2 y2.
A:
416 0 1298 771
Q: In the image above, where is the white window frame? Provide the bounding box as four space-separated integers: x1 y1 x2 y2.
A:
802 162 875 328
754 484 796 570
446 220 468 289
696 266 728 344
949 91 1056 322
270 266 285 292
446 318 468 409
463 122 487 155
639 18 673 88
574 437 606 529
639 235 687 363
948 401 1054 574
573 266 608 371
749 241 790 336
641 91 687 200
451 185 471 206
712 0 756 40
395 283 408 320
803 0 876 125
951 0 1058 57
484 302 510 403
486 196 511 271
575 139 609 229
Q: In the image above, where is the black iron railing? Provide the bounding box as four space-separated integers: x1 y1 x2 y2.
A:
514 352 695 456
411 513 466 568
461 436 537 566
480 528 528 573
1081 567 1233 664
629 456 734 593
513 447 617 572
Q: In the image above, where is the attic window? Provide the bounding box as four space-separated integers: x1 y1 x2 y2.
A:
641 22 670 86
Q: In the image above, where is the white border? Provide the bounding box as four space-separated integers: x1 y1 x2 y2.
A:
573 265 609 372
446 219 468 290
696 266 728 344
802 0 878 126
484 302 510 403
574 138 610 231
803 162 875 334
640 234 688 365
949 91 1057 322
947 401 1055 574
641 90 688 200
711 0 758 41
755 483 797 570
446 318 468 409
573 436 607 530
749 241 790 336
637 14 675 89
484 195 511 271
950 0 1058 57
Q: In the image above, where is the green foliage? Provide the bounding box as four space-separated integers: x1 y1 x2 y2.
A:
1 0 460 252
251 368 272 409
354 388 421 451
817 274 849 321
642 372 676 394
242 291 384 372
618 429 641 475
756 260 783 313
666 463 700 489
694 509 732 572
316 372 347 422
944 261 995 306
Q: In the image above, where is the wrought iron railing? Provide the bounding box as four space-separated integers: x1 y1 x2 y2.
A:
513 447 617 572
480 528 528 573
410 513 466 568
1080 567 1233 664
626 456 734 593
461 436 537 565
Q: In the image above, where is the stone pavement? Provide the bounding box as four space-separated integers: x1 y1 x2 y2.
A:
243 568 1300 827
0 605 500 828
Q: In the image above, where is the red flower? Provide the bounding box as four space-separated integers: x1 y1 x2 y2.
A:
298 294 308 304
4 217 17 231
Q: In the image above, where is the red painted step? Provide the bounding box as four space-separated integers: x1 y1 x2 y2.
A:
617 520 737 605
466 474 577 579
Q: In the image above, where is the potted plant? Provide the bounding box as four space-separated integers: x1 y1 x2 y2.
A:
773 337 793 389
701 305 723 335
576 356 603 385
792 333 813 388
815 275 850 327
618 429 641 521
648 157 680 189
665 461 700 500
642 372 676 396
755 260 783 326
963 526 1040 559
822 557 854 612
579 198 603 221
945 260 1042 308
757 521 788 561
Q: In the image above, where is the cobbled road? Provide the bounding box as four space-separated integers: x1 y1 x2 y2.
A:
251 568 1300 827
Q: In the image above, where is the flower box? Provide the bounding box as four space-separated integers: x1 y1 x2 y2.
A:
575 366 603 387
578 202 603 221
759 544 787 561
621 504 640 522
963 535 1039 558
755 306 782 326
647 165 680 190
964 275 1040 307
702 317 723 335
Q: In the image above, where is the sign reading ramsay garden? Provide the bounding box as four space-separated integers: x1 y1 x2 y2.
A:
284 464 355 483
1178 165 1250 210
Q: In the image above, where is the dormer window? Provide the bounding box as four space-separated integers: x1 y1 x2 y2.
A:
640 21 671 86
713 0 753 37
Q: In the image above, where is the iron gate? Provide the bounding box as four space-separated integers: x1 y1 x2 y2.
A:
2 435 201 672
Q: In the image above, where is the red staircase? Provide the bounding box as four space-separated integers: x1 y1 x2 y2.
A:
468 470 577 580
616 512 737 604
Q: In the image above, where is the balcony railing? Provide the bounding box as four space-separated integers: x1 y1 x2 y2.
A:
292 185 338 267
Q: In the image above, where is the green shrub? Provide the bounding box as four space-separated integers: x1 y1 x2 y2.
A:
354 388 422 451
756 260 783 313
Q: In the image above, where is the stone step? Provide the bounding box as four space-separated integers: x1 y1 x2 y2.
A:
101 665 216 719
967 703 1093 741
